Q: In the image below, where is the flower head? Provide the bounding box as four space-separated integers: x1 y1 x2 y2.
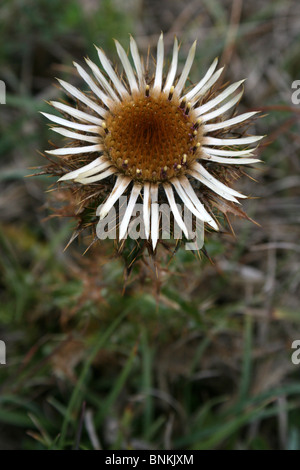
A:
41 34 262 251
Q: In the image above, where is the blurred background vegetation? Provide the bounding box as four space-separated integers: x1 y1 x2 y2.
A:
0 0 300 450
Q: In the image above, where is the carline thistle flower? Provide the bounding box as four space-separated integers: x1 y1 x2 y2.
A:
41 34 262 251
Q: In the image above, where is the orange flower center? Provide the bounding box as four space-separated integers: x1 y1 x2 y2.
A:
104 92 201 182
